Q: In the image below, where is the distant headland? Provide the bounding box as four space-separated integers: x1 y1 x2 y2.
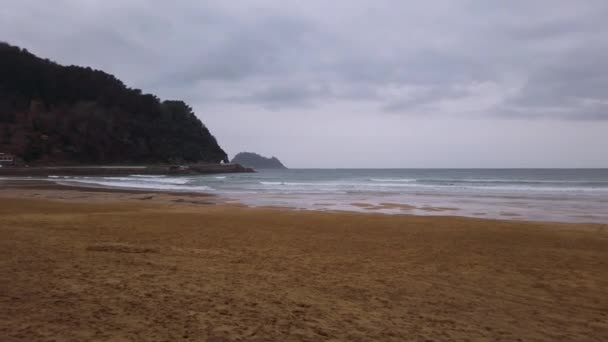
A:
231 152 287 169
0 42 227 166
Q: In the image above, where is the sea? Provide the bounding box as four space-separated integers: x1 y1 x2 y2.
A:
36 168 608 223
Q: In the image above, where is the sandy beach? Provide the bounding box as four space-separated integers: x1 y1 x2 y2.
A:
0 182 607 341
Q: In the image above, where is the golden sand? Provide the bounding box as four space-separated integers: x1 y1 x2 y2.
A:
0 183 607 341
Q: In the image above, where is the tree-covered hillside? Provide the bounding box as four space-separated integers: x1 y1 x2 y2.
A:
0 42 227 164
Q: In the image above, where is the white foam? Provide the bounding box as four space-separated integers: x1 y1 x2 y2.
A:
418 178 608 185
58 179 213 192
260 181 285 185
99 176 190 185
369 178 416 182
259 180 422 189
130 174 166 178
255 179 608 194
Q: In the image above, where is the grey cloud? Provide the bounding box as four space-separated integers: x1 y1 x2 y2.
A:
150 14 320 87
234 83 332 109
383 86 472 113
2 0 608 120
503 44 608 119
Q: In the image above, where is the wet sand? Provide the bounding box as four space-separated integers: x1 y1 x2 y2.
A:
0 183 607 341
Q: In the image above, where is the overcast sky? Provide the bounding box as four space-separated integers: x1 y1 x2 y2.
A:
2 0 607 167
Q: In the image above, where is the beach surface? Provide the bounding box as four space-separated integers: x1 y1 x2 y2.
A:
0 182 607 341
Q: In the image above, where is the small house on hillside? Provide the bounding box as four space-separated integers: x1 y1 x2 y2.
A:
0 153 15 166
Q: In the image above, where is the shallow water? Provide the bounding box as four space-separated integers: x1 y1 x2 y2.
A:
25 168 608 223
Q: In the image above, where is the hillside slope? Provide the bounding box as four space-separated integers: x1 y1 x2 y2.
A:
0 42 227 164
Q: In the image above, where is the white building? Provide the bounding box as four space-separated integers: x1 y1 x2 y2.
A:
0 153 15 166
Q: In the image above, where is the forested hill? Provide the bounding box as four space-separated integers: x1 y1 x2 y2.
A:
0 42 227 164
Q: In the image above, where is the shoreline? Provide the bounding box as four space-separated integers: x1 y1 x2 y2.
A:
0 179 223 209
0 163 255 177
0 187 606 340
0 178 216 197
2 178 607 225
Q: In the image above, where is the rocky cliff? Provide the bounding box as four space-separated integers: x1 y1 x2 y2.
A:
231 152 287 169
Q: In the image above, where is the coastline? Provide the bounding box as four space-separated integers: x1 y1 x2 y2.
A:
0 179 222 208
1 183 607 340
0 163 255 177
2 177 607 224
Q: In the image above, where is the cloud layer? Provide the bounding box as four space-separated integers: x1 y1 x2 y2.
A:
3 0 607 120
3 1 608 166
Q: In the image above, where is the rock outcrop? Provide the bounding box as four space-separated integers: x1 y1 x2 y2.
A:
231 152 287 169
